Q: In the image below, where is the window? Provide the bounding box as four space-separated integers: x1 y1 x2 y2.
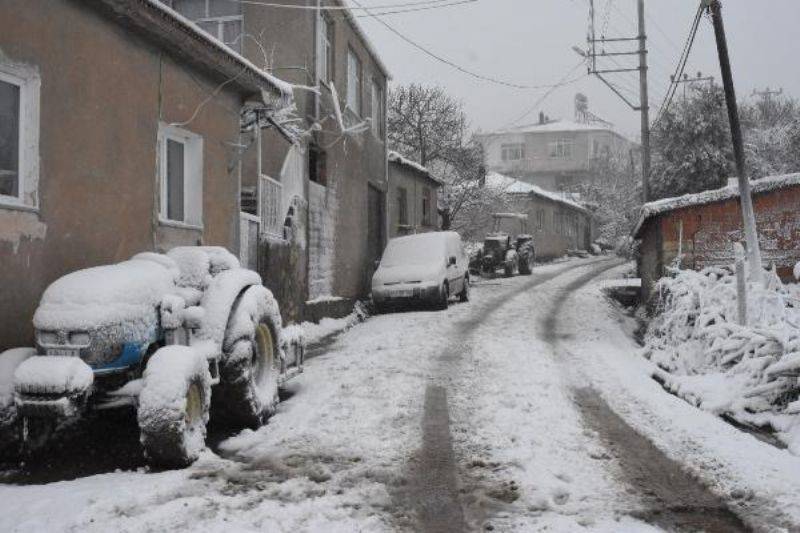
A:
347 48 362 115
260 175 283 238
0 79 20 200
422 187 433 226
548 138 573 159
318 13 334 84
536 210 544 231
397 187 408 226
501 143 524 162
371 80 384 139
0 64 39 208
158 124 203 227
168 0 243 52
309 145 327 186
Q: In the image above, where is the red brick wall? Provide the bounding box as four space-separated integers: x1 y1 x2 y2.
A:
657 185 800 280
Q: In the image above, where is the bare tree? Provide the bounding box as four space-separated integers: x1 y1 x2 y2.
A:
388 84 485 229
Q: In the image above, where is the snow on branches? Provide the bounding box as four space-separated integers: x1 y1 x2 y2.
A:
643 264 800 452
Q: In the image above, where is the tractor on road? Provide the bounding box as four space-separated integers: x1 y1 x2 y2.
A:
470 213 535 277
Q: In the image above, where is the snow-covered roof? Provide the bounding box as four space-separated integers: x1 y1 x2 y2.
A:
633 172 800 238
485 172 590 214
100 0 294 105
483 119 624 137
388 151 444 185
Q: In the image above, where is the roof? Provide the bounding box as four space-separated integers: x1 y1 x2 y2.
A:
485 172 591 214
96 0 294 105
388 151 444 186
633 172 800 238
480 119 628 138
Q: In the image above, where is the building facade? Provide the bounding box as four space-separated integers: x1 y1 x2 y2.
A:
484 173 593 259
387 151 442 239
476 116 633 193
634 174 800 303
163 0 390 322
0 0 290 351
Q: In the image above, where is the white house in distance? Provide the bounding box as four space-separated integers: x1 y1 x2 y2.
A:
476 112 635 193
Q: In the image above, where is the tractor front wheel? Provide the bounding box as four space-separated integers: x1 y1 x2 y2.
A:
138 346 211 468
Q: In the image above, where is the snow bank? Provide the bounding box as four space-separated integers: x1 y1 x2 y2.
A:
14 355 93 395
282 302 368 348
33 255 178 331
643 265 800 452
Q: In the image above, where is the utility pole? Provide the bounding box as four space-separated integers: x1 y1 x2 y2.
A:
581 0 651 202
706 0 762 280
752 86 783 121
637 0 651 202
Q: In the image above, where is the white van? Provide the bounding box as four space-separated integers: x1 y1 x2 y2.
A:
371 231 469 312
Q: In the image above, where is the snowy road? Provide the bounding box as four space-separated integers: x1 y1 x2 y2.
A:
2 257 800 532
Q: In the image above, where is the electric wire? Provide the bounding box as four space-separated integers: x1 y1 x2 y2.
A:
652 1 704 127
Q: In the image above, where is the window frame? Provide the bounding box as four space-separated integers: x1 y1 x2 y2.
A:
500 143 525 162
371 79 384 139
421 187 432 226
0 64 39 211
158 123 204 228
259 174 284 239
548 138 574 160
168 0 243 52
346 47 363 116
318 13 335 85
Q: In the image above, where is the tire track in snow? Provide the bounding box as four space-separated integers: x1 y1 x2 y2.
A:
542 261 750 532
400 258 612 533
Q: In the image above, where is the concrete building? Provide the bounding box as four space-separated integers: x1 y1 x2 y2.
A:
387 151 442 239
476 114 633 193
0 0 291 351
484 173 593 259
634 174 800 303
163 0 390 322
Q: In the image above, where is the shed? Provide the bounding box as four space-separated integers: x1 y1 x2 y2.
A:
634 173 800 302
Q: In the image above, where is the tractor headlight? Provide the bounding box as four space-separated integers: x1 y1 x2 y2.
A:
69 331 91 346
37 330 59 345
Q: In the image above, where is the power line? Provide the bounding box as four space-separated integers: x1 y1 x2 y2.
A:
351 0 586 90
350 0 478 18
652 1 704 126
500 61 588 128
233 0 469 10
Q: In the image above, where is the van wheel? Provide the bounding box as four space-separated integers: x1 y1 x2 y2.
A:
435 282 449 310
459 276 470 302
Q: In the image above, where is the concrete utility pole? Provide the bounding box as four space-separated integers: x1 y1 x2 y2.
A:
706 0 762 280
637 0 651 202
581 0 651 202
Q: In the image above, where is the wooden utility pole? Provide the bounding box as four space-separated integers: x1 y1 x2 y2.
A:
637 0 651 202
706 0 762 280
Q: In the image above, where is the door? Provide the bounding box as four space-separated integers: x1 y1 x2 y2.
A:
366 185 385 282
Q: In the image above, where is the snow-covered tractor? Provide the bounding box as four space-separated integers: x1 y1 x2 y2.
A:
470 213 535 277
0 247 303 467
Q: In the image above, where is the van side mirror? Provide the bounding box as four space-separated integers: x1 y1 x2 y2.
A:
448 256 457 266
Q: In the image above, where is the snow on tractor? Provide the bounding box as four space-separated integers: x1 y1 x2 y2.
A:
470 213 535 277
0 247 303 467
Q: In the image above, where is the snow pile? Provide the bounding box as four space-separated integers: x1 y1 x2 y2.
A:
643 265 800 452
14 355 93 395
0 348 35 413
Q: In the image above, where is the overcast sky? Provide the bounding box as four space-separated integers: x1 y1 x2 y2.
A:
353 0 800 141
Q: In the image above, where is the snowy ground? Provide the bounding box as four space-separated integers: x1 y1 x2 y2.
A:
1 257 800 532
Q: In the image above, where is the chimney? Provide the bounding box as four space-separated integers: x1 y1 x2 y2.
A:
539 112 545 125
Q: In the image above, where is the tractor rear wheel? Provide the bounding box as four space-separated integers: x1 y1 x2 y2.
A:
215 286 280 429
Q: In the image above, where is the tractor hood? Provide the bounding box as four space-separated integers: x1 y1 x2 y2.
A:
33 254 179 332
